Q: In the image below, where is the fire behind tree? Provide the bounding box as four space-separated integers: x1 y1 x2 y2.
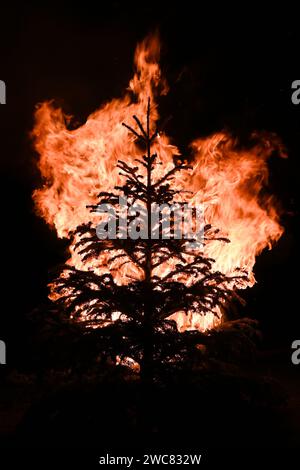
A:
31 34 285 357
48 99 248 379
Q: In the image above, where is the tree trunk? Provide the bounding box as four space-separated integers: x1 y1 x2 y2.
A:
140 99 154 384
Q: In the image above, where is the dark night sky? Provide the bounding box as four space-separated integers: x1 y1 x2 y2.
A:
0 2 300 360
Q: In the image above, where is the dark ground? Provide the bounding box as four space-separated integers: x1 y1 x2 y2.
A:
0 1 300 463
0 350 299 445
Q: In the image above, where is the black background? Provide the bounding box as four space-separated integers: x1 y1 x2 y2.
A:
0 2 299 365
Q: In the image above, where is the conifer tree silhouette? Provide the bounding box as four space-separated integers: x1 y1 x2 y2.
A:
52 99 241 381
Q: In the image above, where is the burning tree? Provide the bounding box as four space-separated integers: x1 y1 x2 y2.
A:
51 100 241 381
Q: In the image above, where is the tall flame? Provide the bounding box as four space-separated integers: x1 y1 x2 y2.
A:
32 33 285 331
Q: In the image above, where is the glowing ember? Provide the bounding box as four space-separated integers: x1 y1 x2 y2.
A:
32 33 285 331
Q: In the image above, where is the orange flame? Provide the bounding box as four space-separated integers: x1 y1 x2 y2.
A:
32 33 285 331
